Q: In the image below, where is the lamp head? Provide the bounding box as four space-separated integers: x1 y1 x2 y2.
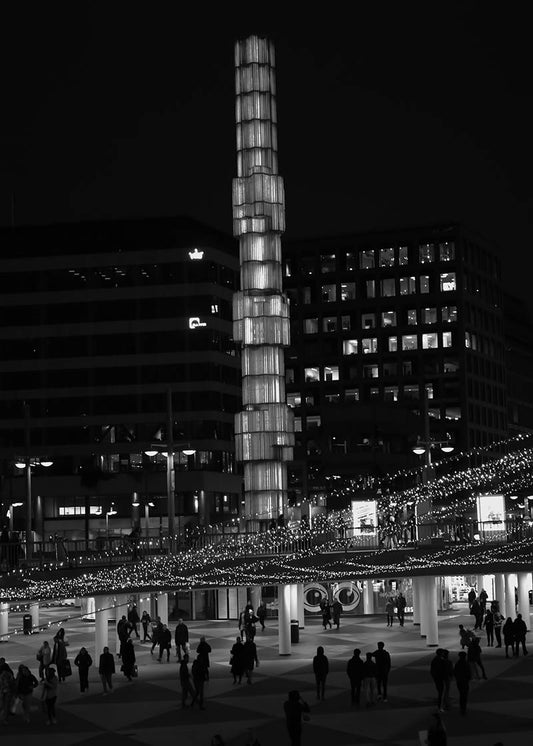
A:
144 450 158 457
412 446 426 455
182 449 195 456
40 460 53 467
14 461 26 469
440 445 454 453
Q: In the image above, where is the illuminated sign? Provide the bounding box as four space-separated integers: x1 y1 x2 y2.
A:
189 317 207 329
476 494 506 542
351 500 377 535
188 248 204 260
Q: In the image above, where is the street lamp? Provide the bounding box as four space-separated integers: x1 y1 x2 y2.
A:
7 502 23 532
105 507 117 540
14 457 53 560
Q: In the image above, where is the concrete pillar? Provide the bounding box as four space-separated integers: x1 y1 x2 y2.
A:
495 573 506 617
412 577 421 626
290 584 298 623
81 597 95 621
250 586 262 613
297 583 305 629
420 576 439 646
29 602 39 629
0 601 8 641
477 575 484 595
278 584 291 656
517 572 532 629
157 592 169 626
505 573 516 619
94 596 109 658
363 580 374 614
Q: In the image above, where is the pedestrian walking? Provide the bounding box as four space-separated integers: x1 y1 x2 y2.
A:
441 649 453 710
513 613 528 656
256 601 267 630
175 618 189 661
372 641 391 702
128 602 141 639
467 588 476 610
14 664 38 723
52 631 69 682
141 610 152 642
0 666 15 725
454 651 471 715
479 588 488 612
493 608 503 647
320 599 332 630
362 652 378 707
470 598 483 630
197 635 212 679
150 616 163 655
37 640 52 680
158 624 172 662
346 648 364 705
284 690 310 746
503 617 515 658
41 667 58 726
74 646 92 692
430 648 447 711
467 637 487 679
458 624 474 649
98 646 115 695
230 636 245 684
179 654 197 708
191 654 208 709
312 645 329 700
121 638 136 680
396 591 406 626
117 614 131 658
243 637 259 684
385 598 395 627
332 599 343 629
483 608 494 646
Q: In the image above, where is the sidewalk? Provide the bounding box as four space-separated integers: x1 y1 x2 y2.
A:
0 605 531 745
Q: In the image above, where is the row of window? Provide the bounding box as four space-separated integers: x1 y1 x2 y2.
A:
287 241 456 276
287 357 460 384
301 306 458 334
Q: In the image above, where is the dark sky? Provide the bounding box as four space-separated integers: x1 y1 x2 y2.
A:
1 5 532 306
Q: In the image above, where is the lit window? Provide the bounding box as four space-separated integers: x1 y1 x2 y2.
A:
323 316 338 332
320 254 336 273
294 417 302 432
403 384 419 399
362 338 378 354
388 336 398 352
325 393 340 403
444 358 459 373
286 368 295 383
445 406 461 420
366 280 375 298
419 243 435 263
362 313 376 329
363 364 379 378
398 246 409 265
379 247 395 267
465 331 471 349
384 386 398 402
380 278 396 297
425 384 434 400
370 387 380 399
422 307 437 324
441 305 457 322
305 395 315 406
381 311 396 327
440 272 456 291
322 284 337 302
402 334 418 350
307 415 322 428
407 309 418 326
442 331 452 348
324 365 339 381
400 276 417 295
420 275 430 294
422 333 438 349
439 241 455 261
305 367 320 382
343 339 358 355
360 250 375 269
304 318 319 334
345 388 359 402
340 282 355 300
287 393 301 408
346 252 357 271
341 315 351 331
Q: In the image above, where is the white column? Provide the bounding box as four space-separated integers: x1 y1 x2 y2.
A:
0 601 8 641
278 584 291 656
29 602 39 629
477 575 484 595
94 596 109 658
419 579 427 638
250 586 262 612
81 597 95 621
363 580 374 614
114 594 129 655
412 577 421 627
517 572 532 628
421 576 439 646
495 573 506 618
157 592 169 626
290 583 298 622
297 583 305 629
505 573 516 619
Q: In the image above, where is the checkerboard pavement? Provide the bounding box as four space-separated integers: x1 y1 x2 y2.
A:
1 605 532 745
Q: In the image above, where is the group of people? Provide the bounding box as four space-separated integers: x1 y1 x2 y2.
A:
384 591 407 627
319 598 343 629
0 658 58 726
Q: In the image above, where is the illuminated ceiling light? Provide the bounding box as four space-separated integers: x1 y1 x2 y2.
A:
182 449 196 457
440 445 454 453
40 460 53 467
412 445 426 455
144 450 158 457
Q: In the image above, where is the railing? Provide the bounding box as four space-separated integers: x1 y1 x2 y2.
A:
0 518 531 571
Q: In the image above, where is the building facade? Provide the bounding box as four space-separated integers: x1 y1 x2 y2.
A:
0 216 243 544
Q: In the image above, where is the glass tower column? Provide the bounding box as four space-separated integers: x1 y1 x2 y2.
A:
232 36 294 526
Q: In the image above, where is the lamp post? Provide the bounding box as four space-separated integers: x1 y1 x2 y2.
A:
7 502 23 532
14 456 53 560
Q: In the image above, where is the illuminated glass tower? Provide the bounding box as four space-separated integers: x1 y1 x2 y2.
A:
232 36 294 526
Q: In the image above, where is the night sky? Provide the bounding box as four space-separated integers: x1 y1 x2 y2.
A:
1 5 532 307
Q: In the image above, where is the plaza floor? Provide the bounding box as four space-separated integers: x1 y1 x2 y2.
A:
1 604 532 746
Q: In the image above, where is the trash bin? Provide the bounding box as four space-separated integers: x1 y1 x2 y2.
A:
290 619 299 643
23 614 32 635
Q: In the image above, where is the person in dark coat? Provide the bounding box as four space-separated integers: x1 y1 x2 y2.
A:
493 609 503 647
117 615 131 658
320 599 332 630
503 616 515 658
14 664 38 723
74 646 92 692
430 648 447 711
454 651 471 715
230 636 245 684
332 599 343 629
121 638 136 680
52 632 68 682
467 637 487 679
127 603 140 639
256 601 267 630
196 635 212 679
346 648 364 705
158 624 172 662
483 608 494 646
98 646 115 694
467 588 476 610
243 637 259 684
141 610 152 642
513 613 528 656
191 654 208 709
396 591 407 626
362 652 378 707
372 641 391 702
312 645 329 700
150 616 163 655
175 618 189 661
284 690 310 746
470 599 483 630
179 654 196 708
